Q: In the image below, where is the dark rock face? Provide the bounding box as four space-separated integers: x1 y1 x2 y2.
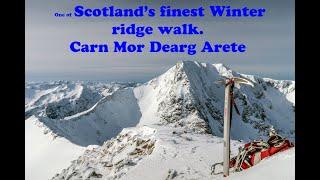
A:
155 62 294 140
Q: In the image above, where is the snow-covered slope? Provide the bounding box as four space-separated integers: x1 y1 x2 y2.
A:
51 126 294 180
25 61 295 180
229 148 295 180
25 116 86 180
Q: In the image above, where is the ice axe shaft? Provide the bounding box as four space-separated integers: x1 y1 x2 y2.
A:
219 77 254 177
223 82 232 177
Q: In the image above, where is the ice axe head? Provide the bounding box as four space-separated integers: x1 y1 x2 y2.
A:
215 76 254 116
215 76 254 88
231 77 254 87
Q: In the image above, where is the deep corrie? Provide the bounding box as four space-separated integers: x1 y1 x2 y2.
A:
69 41 247 55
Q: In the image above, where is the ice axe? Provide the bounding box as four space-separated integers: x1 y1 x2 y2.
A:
215 76 254 177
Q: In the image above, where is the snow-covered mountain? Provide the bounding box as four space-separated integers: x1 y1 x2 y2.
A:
25 82 139 179
25 61 295 180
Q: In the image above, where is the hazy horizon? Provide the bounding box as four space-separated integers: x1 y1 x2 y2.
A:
26 60 294 82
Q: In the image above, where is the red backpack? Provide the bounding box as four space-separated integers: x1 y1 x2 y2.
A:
230 135 294 171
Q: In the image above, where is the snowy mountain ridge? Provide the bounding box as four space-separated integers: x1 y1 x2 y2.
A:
25 61 295 180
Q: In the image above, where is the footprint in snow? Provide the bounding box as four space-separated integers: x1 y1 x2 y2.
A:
191 146 197 153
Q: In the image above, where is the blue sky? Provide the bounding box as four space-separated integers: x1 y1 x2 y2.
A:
26 0 294 82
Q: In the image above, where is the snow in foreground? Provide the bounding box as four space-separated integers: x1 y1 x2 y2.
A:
52 126 294 180
229 148 294 180
25 116 86 180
